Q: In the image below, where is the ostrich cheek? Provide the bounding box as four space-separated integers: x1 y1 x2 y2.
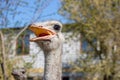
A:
36 38 61 51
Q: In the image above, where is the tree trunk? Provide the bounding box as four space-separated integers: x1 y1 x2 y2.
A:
103 74 114 80
0 31 8 80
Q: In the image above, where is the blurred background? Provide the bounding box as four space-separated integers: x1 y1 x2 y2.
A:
0 0 120 80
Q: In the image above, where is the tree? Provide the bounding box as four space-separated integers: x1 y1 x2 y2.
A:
0 0 52 80
60 0 120 80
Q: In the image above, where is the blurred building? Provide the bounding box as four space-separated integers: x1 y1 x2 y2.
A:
1 28 83 80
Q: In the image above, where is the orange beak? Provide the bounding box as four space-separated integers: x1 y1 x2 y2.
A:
29 25 56 42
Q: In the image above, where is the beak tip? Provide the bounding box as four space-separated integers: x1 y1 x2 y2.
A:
28 24 32 28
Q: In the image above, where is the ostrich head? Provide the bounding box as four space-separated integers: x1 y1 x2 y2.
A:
11 68 27 80
29 20 64 51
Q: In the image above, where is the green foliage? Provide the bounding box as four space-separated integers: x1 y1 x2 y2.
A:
60 0 120 80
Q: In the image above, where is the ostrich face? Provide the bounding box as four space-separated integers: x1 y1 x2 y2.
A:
29 21 64 51
11 68 27 80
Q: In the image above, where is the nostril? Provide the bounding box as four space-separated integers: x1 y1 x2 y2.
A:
39 26 43 27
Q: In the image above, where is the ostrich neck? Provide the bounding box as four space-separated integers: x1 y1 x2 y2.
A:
44 46 62 80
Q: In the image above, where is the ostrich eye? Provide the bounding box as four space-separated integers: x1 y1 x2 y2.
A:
22 71 25 74
53 24 61 30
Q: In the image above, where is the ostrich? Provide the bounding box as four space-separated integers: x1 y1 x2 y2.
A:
29 20 64 80
11 68 27 80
